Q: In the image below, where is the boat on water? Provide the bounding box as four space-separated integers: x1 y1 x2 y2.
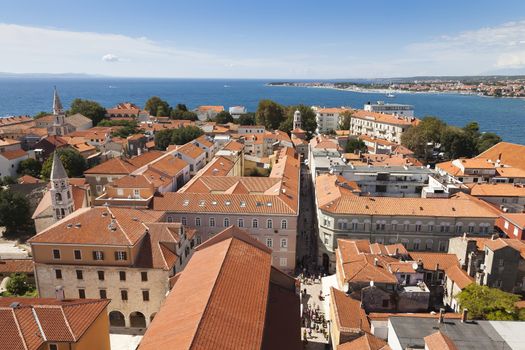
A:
386 93 395 98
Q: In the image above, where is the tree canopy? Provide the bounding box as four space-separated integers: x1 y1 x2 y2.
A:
214 111 234 124
457 284 524 321
401 118 501 161
98 119 140 138
170 109 198 121
5 273 34 296
0 189 33 236
256 99 285 130
145 96 171 117
235 112 256 125
279 105 317 137
68 99 106 125
154 125 204 150
41 149 86 179
339 110 354 130
17 158 42 178
345 138 367 153
33 111 50 119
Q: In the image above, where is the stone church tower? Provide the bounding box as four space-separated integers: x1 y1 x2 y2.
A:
293 110 302 130
50 87 68 136
50 152 75 221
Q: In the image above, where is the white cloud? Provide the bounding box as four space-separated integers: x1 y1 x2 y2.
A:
2 21 525 78
101 54 120 62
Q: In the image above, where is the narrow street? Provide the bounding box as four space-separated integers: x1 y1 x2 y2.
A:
296 163 318 274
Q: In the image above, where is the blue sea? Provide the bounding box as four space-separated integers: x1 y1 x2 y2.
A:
0 78 524 144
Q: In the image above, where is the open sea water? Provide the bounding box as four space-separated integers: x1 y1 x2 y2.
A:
0 78 524 144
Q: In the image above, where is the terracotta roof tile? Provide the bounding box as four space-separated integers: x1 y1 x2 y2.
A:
0 149 27 160
445 265 473 289
424 331 458 350
0 259 33 274
337 333 391 350
408 252 459 271
177 143 205 159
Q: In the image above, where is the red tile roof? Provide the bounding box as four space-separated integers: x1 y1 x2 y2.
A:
445 265 474 289
0 298 109 350
0 149 27 160
0 259 33 274
140 226 299 350
424 331 458 350
331 288 370 333
408 252 459 271
337 333 391 350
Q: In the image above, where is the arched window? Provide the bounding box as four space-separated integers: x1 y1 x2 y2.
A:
129 312 146 328
252 219 258 228
224 218 230 227
281 220 288 229
267 219 273 229
55 193 62 202
109 311 125 327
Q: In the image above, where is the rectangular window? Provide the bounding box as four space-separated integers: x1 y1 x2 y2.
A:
209 218 215 227
74 250 82 260
280 238 288 248
415 225 421 232
78 289 86 299
121 290 128 301
141 271 148 282
266 238 273 248
195 217 201 226
181 217 187 225
133 189 140 197
428 225 434 232
55 269 62 279
52 249 61 259
93 251 104 261
119 271 126 281
99 289 107 299
238 219 244 228
49 344 58 350
142 290 150 301
98 271 105 281
76 270 83 280
115 251 127 261
280 258 288 267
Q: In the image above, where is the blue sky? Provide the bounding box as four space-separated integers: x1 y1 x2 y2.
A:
1 0 525 78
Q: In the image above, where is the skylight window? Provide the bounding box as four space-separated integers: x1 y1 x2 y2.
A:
182 199 189 206
199 200 205 207
212 200 218 205
225 200 231 206
240 201 246 207
267 202 273 207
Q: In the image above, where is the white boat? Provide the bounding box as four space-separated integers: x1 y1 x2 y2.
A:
386 93 395 98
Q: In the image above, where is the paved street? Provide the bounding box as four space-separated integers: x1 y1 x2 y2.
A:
296 163 318 273
300 275 330 349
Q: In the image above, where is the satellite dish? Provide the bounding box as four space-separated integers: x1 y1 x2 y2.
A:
412 262 419 270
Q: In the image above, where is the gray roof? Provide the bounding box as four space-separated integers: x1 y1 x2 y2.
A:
389 316 517 349
50 152 68 180
66 113 92 129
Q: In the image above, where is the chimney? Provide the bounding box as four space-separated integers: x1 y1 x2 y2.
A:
461 308 468 323
438 308 445 324
491 234 498 240
374 257 379 266
55 286 65 301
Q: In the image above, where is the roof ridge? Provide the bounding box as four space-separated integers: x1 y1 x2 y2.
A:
31 307 46 342
188 237 234 349
106 207 133 245
59 305 77 342
12 308 29 350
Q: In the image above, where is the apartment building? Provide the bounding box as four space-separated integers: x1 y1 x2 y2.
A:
350 109 419 144
448 235 525 294
190 134 217 162
242 130 292 158
315 174 498 272
106 102 150 120
28 206 194 332
194 105 224 121
314 107 349 133
153 147 300 272
174 142 206 175
139 226 301 350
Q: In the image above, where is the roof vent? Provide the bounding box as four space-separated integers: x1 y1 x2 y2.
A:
66 223 73 229
9 302 20 309
108 219 117 231
102 212 108 217
74 223 81 228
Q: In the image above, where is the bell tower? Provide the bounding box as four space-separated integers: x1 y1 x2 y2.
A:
293 110 302 130
50 87 67 136
50 152 75 221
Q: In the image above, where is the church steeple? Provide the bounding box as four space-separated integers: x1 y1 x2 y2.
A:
53 86 64 116
293 110 302 130
50 152 75 221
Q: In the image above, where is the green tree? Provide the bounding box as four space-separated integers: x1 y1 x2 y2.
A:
0 176 16 186
339 110 353 130
214 111 234 124
440 126 477 159
0 190 32 235
175 103 188 111
154 126 204 150
236 113 256 125
145 96 171 117
401 116 447 160
477 132 501 153
170 109 198 121
68 99 106 125
17 158 42 178
345 138 367 153
33 111 49 119
256 99 285 130
98 119 140 138
6 273 31 296
457 284 521 320
41 149 86 179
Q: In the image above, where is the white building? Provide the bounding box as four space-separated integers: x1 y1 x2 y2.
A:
314 107 350 133
350 110 419 144
364 101 414 117
228 106 247 119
